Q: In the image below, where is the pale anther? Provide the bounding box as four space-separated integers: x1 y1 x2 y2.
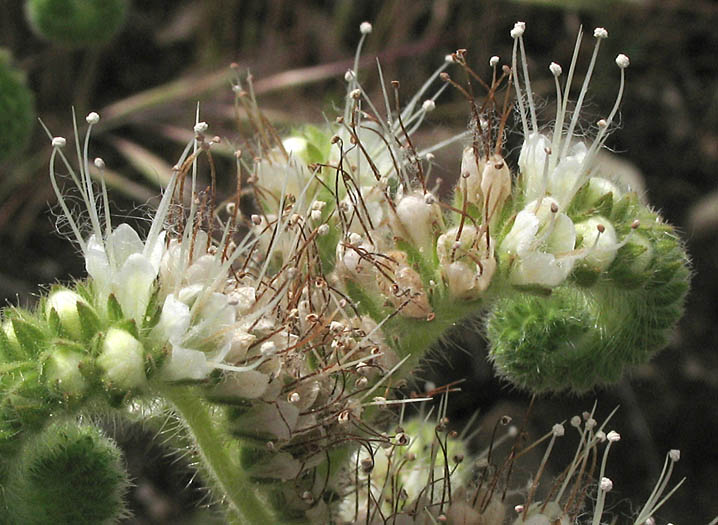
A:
616 53 630 69
85 112 100 124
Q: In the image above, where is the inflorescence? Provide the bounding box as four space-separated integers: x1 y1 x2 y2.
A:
0 20 689 524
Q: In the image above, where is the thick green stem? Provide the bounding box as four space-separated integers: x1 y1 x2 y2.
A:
159 386 274 525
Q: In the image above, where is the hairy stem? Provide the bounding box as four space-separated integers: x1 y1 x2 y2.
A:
159 385 274 524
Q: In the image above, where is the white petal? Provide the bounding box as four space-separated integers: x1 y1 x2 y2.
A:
185 254 221 287
549 141 587 206
85 234 110 286
162 346 210 381
177 284 204 306
146 230 166 272
152 294 191 343
501 210 539 256
108 223 144 267
519 132 550 201
546 213 576 254
185 292 236 350
511 251 574 287
116 253 157 321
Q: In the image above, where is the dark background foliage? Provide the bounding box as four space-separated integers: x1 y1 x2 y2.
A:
1 0 716 523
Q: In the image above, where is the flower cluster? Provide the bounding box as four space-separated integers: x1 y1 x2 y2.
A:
0 20 691 525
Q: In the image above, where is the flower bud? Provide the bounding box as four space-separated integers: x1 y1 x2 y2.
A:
481 154 511 222
611 233 654 285
97 328 146 390
574 217 619 271
460 146 483 205
378 251 432 318
437 226 496 299
44 346 88 396
585 177 622 207
45 289 89 340
394 192 440 254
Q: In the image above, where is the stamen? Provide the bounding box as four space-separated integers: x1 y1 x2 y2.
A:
584 53 629 168
561 27 607 160
549 63 564 163
554 26 584 169
518 30 538 132
511 22 529 137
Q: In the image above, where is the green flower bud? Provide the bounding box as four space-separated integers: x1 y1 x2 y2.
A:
45 289 89 340
25 0 128 47
610 232 654 286
97 327 146 390
0 50 34 162
44 346 87 396
585 177 621 206
5 421 129 524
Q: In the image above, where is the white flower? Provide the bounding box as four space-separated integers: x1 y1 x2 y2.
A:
86 223 165 322
47 112 250 383
500 198 577 287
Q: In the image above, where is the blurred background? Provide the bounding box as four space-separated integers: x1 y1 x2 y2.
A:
0 0 716 523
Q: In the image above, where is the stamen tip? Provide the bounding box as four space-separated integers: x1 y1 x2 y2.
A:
511 21 526 39
489 55 500 67
422 99 436 112
616 53 630 69
549 61 562 77
85 111 100 125
51 136 66 148
600 477 614 492
359 21 373 35
594 27 609 39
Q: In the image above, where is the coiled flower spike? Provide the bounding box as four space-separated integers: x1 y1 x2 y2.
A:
487 22 691 393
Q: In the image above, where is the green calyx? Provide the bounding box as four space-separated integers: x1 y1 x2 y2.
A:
25 0 128 47
0 51 35 163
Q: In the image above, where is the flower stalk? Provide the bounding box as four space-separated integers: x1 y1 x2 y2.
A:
158 385 274 525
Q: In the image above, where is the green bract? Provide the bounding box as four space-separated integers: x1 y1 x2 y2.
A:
25 0 128 47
